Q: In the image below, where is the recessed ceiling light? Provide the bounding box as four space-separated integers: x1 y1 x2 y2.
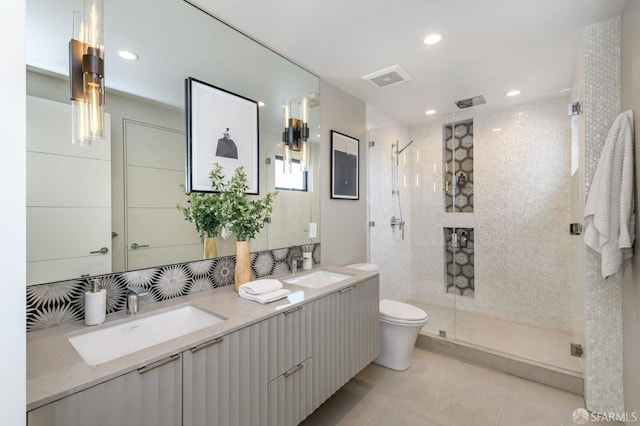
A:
492 128 502 132
118 50 138 61
258 101 265 107
506 90 521 97
423 33 443 45
425 109 436 115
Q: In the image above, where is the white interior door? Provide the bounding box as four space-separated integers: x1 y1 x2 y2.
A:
26 96 112 284
124 120 201 270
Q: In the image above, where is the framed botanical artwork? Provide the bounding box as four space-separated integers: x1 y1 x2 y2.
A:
185 77 259 194
330 130 359 200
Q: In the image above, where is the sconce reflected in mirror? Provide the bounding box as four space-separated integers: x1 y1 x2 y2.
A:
69 0 105 146
282 95 310 173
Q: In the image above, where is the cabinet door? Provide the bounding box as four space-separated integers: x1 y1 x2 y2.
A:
306 290 347 408
183 320 271 426
27 354 182 426
268 358 313 426
350 277 380 377
307 277 380 408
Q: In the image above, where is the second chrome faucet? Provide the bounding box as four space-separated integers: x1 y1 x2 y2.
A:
127 286 149 315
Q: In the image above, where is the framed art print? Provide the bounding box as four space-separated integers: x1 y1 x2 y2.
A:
330 130 359 200
185 77 259 194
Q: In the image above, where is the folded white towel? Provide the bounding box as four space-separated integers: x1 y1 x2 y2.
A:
239 288 291 304
238 279 283 295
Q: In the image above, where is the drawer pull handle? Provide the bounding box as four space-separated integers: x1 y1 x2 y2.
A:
284 305 303 315
190 337 224 353
284 363 304 378
339 286 354 293
138 354 181 374
355 282 367 288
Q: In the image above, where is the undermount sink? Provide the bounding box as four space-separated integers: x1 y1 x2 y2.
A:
68 305 226 366
282 270 353 289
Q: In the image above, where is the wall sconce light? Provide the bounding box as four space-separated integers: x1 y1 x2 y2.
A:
69 0 105 146
282 95 309 173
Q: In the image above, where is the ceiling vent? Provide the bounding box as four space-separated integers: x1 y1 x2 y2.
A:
362 65 412 89
455 95 486 109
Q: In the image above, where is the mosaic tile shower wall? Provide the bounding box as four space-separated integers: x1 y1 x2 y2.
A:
444 227 474 296
583 16 624 414
444 119 474 212
366 104 413 303
410 94 573 329
26 244 320 331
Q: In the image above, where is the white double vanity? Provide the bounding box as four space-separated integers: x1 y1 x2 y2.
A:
27 266 379 426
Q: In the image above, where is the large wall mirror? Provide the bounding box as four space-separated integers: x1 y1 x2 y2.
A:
25 0 320 285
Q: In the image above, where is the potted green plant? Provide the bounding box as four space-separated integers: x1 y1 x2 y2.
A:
218 166 277 291
178 164 277 290
177 164 226 259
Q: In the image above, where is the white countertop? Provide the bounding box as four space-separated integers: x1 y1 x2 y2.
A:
26 265 378 411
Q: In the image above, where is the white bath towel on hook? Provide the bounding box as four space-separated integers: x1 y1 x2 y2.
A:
584 110 635 278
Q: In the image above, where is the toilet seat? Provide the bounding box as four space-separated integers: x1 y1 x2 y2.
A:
379 299 428 325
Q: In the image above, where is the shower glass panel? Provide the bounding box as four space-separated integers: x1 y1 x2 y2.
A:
447 90 584 374
366 87 584 376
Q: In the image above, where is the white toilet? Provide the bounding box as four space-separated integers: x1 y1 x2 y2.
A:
346 263 428 371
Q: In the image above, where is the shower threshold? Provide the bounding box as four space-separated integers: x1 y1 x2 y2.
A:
410 302 584 395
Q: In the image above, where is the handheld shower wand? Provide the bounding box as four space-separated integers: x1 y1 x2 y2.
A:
390 140 413 240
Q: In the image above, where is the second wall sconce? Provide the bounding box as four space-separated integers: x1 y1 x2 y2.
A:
282 95 309 173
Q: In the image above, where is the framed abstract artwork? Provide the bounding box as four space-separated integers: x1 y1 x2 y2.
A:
185 77 259 194
330 130 359 200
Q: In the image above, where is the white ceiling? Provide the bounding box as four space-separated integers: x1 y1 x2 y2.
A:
190 0 627 125
27 0 627 126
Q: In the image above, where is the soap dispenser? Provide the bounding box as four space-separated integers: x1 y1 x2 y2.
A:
85 278 106 326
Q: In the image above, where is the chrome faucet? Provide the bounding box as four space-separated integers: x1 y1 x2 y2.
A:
290 247 304 274
127 285 149 315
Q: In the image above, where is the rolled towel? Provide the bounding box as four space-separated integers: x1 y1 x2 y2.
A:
239 288 291 304
238 279 282 295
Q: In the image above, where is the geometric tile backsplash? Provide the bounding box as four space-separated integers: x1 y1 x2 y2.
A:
26 244 320 332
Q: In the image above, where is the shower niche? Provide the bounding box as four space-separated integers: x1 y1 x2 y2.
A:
444 227 474 297
444 119 474 212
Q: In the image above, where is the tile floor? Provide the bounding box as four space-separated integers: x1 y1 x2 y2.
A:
301 347 618 426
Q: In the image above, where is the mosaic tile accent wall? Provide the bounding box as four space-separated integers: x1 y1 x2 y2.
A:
26 244 320 332
583 16 624 414
444 119 474 212
444 227 474 296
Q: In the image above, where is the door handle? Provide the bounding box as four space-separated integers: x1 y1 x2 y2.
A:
130 243 150 249
89 247 109 255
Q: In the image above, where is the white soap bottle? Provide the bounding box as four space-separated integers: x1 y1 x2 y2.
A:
302 247 313 270
85 278 106 326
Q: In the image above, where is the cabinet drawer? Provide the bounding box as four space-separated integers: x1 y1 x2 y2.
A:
268 304 310 381
267 358 313 426
28 354 182 426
